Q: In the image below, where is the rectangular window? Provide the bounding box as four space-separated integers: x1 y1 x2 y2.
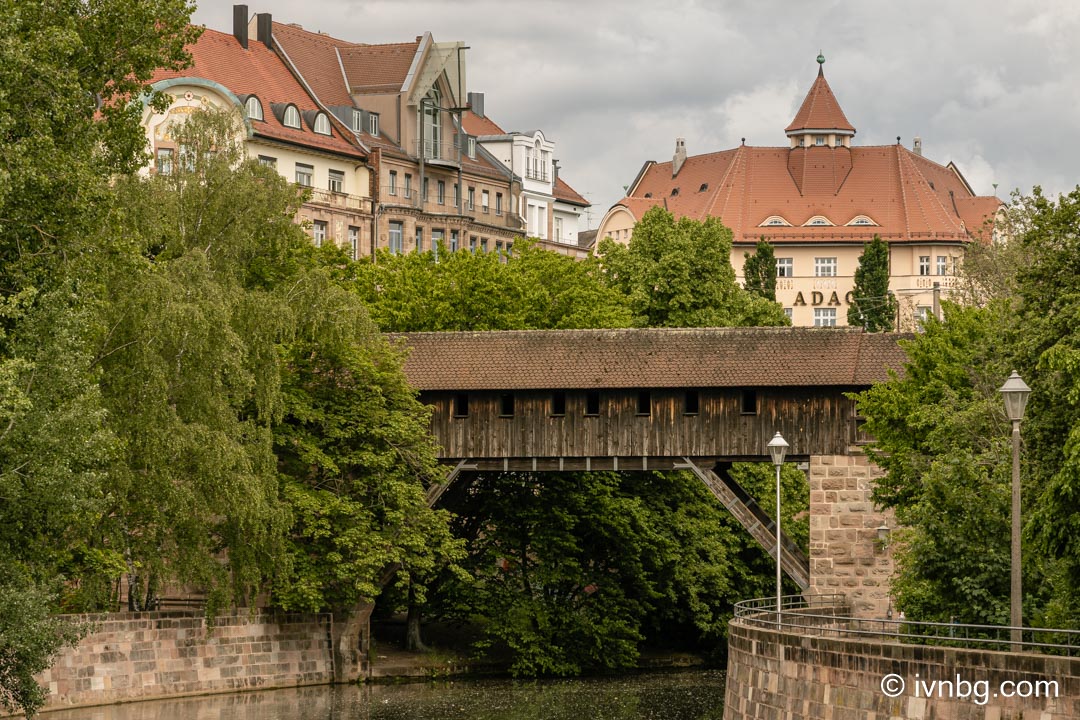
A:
815 135 825 146
467 137 476 158
467 187 475 210
369 112 379 136
415 227 423 253
814 257 837 277
481 190 490 213
636 390 651 417
496 241 504 256
499 393 515 417
551 391 566 416
453 393 469 418
469 236 477 253
784 307 793 319
295 163 314 187
431 229 444 253
329 169 344 194
480 239 488 253
937 255 947 275
389 170 398 196
496 192 503 215
919 255 931 275
348 226 359 259
554 216 563 241
352 109 363 134
404 173 412 199
388 221 403 254
437 180 445 205
585 391 601 416
684 390 700 415
257 154 276 169
422 177 429 201
450 230 459 252
814 308 838 327
915 305 932 328
740 389 758 415
776 257 793 277
506 242 513 257
312 220 327 247
453 183 460 208
156 148 174 175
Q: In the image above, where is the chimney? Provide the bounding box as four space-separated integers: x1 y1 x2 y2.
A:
468 91 485 118
552 159 560 187
673 137 687 177
256 12 273 49
233 5 248 48
913 136 923 156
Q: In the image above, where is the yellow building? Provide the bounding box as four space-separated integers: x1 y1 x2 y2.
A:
596 55 1002 329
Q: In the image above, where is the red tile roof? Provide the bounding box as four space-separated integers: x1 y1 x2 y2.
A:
614 142 1001 245
394 327 910 390
462 110 505 136
554 177 588 206
151 28 364 159
785 65 855 134
338 41 420 94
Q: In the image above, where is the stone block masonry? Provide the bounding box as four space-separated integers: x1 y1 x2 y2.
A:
809 453 895 618
724 618 1080 719
30 610 336 713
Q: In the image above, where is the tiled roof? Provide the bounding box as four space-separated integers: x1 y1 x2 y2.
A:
614 143 1001 244
394 327 909 390
337 40 421 94
151 28 364 159
785 65 855 134
462 110 505 136
554 177 589 206
270 23 357 107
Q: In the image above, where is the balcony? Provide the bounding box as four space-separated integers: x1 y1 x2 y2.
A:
306 188 373 215
415 139 460 169
524 167 550 182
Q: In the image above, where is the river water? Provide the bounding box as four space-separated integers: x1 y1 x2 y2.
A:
45 670 725 720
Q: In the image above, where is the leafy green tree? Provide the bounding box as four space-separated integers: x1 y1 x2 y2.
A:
742 239 777 302
847 235 896 331
598 207 788 327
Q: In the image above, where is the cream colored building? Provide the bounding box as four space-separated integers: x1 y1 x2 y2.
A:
597 56 1002 329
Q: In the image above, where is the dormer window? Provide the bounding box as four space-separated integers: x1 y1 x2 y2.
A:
805 216 833 226
671 188 679 197
245 96 263 121
283 105 301 129
352 109 363 133
699 183 709 192
369 112 379 136
761 216 791 227
313 113 331 135
815 136 824 146
847 215 877 227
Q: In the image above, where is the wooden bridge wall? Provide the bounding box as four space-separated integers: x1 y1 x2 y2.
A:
422 387 862 460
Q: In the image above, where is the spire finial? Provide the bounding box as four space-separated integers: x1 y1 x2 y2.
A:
817 51 825 65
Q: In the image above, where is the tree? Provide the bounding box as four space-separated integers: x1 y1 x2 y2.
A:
847 235 896 331
742 239 777 302
598 207 788 328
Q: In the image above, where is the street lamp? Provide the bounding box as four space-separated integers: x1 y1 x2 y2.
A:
999 370 1031 647
767 431 789 629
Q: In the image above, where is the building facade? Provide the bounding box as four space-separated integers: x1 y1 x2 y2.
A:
596 56 1002 329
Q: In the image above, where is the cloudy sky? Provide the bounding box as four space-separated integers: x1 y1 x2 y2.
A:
194 0 1080 228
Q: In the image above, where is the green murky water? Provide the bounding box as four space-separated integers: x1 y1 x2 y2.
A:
44 670 726 720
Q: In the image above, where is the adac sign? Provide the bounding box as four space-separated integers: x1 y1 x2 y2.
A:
792 291 855 306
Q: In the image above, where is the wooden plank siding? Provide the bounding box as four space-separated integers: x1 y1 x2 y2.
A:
422 386 861 461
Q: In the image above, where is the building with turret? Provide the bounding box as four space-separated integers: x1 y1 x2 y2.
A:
596 55 1002 329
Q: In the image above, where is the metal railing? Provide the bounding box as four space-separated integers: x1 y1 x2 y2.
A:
734 594 1080 656
415 139 460 165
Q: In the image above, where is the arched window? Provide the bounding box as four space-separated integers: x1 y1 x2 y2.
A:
847 215 876 226
245 95 263 121
805 215 833 227
313 113 331 135
283 105 301 129
761 216 791 227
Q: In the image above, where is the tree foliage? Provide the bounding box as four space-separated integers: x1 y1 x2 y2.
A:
598 207 789 327
848 235 896 331
742 239 777 302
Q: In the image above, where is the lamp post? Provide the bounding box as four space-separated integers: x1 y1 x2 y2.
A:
999 371 1031 647
767 431 789 629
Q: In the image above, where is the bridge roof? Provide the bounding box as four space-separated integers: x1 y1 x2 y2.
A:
394 327 910 391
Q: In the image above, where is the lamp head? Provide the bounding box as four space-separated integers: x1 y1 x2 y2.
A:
999 371 1031 422
767 432 789 466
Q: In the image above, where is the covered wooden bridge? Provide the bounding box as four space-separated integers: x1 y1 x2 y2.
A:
395 326 908 592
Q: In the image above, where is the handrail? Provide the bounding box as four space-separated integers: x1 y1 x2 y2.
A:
734 594 1080 656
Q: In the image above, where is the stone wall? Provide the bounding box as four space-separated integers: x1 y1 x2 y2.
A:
808 452 895 618
32 610 338 713
724 618 1080 720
